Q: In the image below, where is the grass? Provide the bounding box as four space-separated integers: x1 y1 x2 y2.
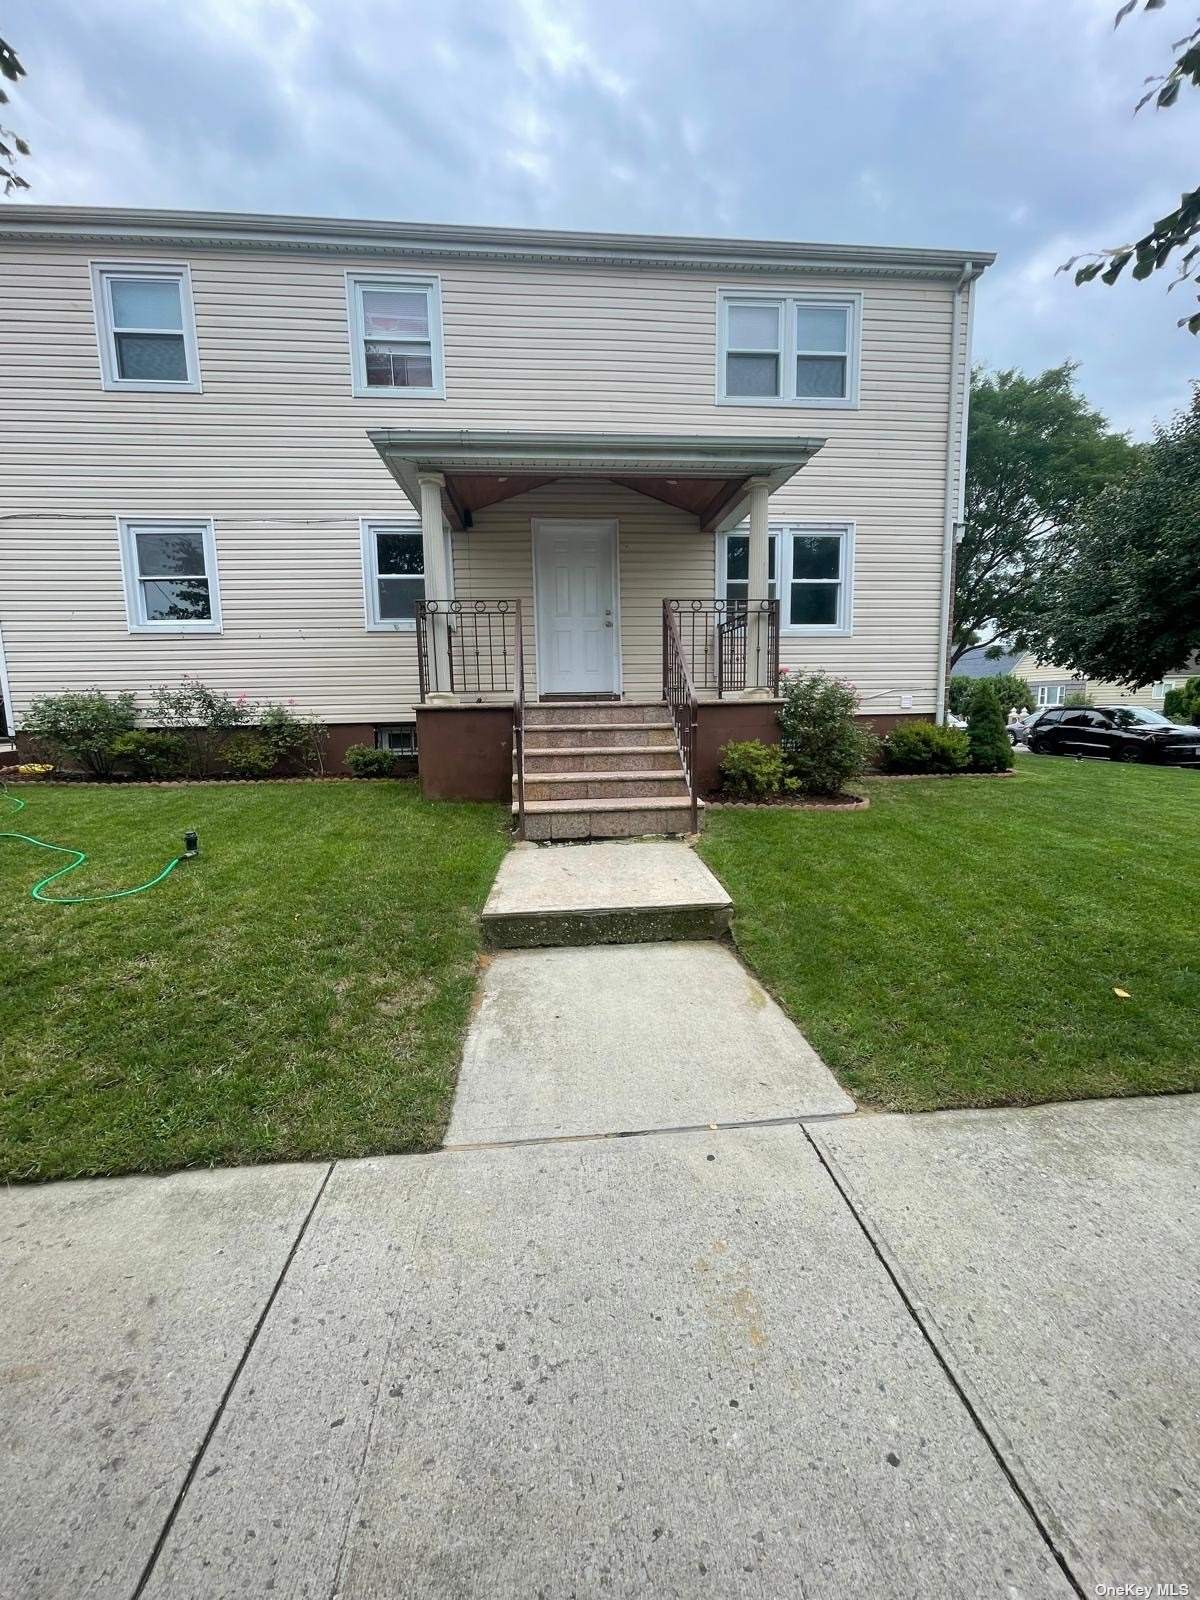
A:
699 756 1200 1112
0 781 507 1181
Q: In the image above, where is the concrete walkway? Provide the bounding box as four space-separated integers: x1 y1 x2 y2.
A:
4 1098 1199 1597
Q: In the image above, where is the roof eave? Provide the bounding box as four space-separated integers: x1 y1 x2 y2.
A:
0 206 996 279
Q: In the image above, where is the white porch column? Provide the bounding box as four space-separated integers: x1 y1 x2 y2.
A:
418 471 453 698
746 476 772 694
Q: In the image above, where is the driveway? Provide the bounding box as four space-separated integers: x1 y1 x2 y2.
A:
3 1096 1198 1597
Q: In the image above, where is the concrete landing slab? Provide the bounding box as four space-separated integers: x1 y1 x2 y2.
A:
448 941 854 1144
0 1161 328 1600
811 1095 1200 1596
143 1130 1072 1599
482 838 732 947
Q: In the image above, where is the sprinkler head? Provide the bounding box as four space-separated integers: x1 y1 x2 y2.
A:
183 830 199 858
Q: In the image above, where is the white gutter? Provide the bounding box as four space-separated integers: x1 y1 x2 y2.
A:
0 611 15 739
935 260 977 723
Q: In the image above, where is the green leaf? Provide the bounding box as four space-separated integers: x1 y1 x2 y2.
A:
1132 257 1156 280
1075 262 1105 284
1157 78 1182 109
1101 251 1132 284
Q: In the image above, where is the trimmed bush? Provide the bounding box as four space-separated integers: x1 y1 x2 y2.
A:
881 722 969 775
21 689 139 777
967 682 1014 772
222 732 275 779
111 729 190 780
718 739 793 800
1063 690 1093 708
345 744 397 778
778 671 877 796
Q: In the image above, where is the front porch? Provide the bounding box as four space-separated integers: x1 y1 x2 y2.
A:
368 430 824 834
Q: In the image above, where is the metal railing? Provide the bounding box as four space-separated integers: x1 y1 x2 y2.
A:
513 602 527 839
662 602 700 833
414 599 522 701
663 599 781 697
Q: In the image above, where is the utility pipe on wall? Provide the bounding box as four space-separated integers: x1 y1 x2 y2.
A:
935 260 976 723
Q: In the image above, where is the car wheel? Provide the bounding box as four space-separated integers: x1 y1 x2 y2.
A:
1110 744 1141 763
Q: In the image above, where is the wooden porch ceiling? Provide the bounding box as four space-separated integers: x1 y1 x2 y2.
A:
441 471 749 530
367 431 829 535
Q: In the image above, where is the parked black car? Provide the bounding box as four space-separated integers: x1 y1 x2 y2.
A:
1026 705 1200 766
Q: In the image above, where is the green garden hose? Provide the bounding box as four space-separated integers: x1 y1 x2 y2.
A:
1 786 185 904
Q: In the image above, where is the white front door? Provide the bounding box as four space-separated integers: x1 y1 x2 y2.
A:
532 519 619 695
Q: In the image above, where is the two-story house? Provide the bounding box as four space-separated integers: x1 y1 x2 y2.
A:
0 208 991 836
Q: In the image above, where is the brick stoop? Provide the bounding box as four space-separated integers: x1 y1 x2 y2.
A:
515 701 700 839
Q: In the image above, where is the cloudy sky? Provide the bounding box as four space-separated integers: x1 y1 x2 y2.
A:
6 0 1198 436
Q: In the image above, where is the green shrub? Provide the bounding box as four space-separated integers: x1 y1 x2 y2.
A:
258 701 328 774
718 739 793 799
1163 675 1200 724
881 722 969 775
111 729 190 780
221 733 275 779
950 672 1031 717
21 689 139 777
150 678 250 776
1063 690 1093 708
345 743 397 778
967 682 1014 772
777 671 877 796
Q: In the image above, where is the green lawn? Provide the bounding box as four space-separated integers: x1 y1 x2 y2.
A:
699 757 1200 1112
1 782 507 1181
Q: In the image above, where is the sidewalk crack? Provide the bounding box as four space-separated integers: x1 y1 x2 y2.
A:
801 1125 1087 1600
128 1160 337 1600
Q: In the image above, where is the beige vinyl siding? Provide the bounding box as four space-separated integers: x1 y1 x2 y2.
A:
0 241 964 723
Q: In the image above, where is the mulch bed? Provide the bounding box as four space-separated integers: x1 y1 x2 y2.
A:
863 769 1016 781
706 792 869 811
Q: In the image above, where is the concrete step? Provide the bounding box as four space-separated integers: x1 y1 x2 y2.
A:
524 745 680 774
526 701 667 727
514 795 702 841
525 722 674 750
520 771 689 802
481 839 733 949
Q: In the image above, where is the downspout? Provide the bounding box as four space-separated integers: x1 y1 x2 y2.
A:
0 611 14 741
935 260 975 723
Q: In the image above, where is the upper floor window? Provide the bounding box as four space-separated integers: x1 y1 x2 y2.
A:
717 291 860 408
118 518 221 632
346 273 445 398
91 264 201 392
719 522 854 632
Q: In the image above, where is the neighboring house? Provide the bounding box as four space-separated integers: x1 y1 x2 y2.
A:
1011 653 1198 712
953 646 1020 680
0 207 991 834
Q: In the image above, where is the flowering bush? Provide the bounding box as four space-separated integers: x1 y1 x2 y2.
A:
777 671 877 795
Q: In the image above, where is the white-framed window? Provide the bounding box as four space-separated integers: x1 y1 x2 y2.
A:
117 518 221 633
361 521 427 630
716 290 861 408
1151 681 1179 699
718 523 854 632
90 263 201 392
346 272 445 398
376 724 418 756
718 530 779 604
1035 684 1071 708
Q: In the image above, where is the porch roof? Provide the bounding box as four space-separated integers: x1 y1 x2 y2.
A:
367 429 827 534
